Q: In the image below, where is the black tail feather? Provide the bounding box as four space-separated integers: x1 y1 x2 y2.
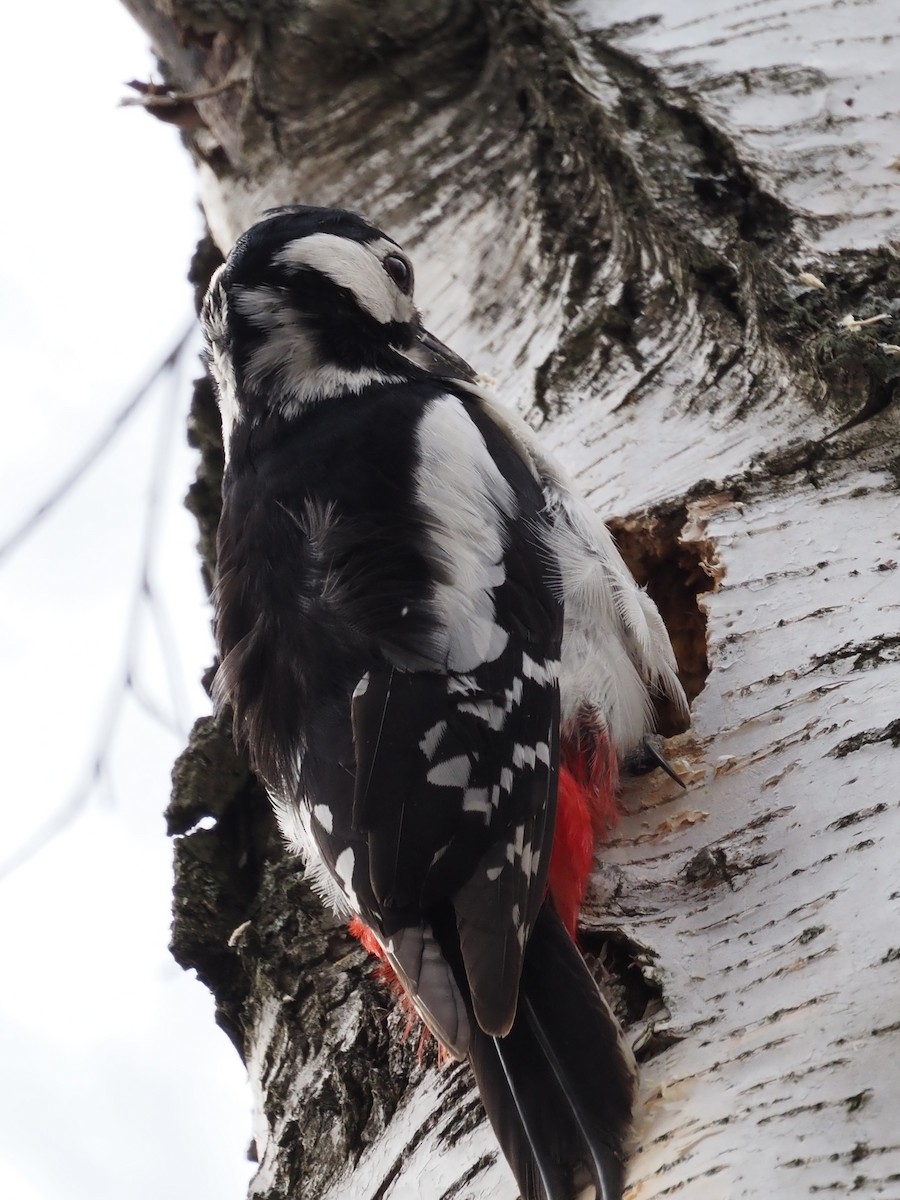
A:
466 904 635 1200
491 1026 570 1200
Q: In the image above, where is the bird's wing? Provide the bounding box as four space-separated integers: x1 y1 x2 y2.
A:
348 394 563 1040
462 385 689 747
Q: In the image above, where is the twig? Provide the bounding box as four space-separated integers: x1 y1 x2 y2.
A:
120 76 246 109
0 692 121 883
144 580 194 733
0 323 195 563
0 325 197 883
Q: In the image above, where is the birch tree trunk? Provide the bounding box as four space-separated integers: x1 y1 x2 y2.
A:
122 0 900 1195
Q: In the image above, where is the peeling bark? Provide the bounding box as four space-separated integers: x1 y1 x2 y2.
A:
124 0 900 1195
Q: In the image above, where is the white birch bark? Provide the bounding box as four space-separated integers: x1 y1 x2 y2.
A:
126 0 900 1195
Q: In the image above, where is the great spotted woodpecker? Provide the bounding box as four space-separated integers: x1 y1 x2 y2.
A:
202 206 688 1200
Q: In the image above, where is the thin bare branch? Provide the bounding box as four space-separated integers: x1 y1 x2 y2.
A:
121 75 247 108
0 322 195 564
0 326 196 883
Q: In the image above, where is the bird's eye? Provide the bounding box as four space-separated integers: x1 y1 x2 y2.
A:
383 254 413 295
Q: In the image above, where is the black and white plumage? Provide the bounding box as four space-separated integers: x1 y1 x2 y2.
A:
202 206 687 1200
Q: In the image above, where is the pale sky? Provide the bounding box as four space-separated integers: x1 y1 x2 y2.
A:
0 6 253 1198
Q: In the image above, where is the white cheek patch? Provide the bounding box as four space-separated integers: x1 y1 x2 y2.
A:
234 284 318 377
274 233 416 326
231 283 403 409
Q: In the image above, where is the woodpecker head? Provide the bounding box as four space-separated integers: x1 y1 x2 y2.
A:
202 205 476 449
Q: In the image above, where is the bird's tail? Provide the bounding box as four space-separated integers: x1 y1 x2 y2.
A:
466 902 636 1200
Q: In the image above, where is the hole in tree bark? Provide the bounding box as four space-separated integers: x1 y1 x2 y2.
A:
608 505 719 734
580 928 681 1062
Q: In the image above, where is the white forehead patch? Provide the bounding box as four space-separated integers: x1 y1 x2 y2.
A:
274 232 416 326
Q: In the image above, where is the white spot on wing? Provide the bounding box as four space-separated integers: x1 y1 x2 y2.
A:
521 653 560 685
458 699 506 730
520 840 534 878
462 788 491 817
419 720 447 760
513 825 526 856
512 743 537 771
312 804 333 833
334 847 359 911
427 755 472 788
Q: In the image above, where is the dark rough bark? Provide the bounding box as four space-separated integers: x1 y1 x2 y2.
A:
122 0 900 1194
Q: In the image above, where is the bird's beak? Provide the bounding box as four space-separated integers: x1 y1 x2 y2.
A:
405 326 478 383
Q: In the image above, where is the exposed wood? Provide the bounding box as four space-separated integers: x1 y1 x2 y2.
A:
124 0 900 1195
